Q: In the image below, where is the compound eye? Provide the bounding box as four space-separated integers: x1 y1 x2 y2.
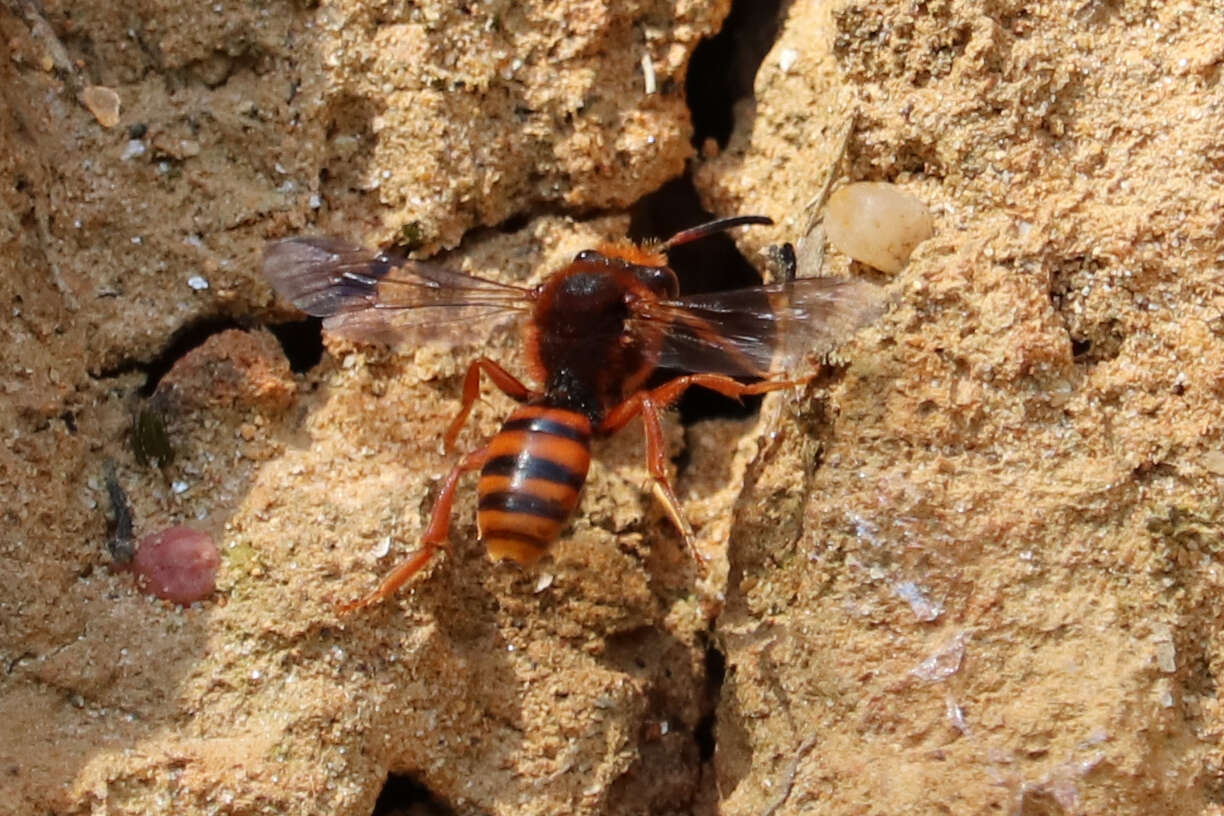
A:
635 265 679 299
574 249 601 264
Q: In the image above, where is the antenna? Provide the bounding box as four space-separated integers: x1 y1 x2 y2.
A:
663 215 773 250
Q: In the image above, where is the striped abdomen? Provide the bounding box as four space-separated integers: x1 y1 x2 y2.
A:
477 405 592 565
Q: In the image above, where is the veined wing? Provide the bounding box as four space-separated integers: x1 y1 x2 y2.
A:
262 236 534 345
632 276 884 378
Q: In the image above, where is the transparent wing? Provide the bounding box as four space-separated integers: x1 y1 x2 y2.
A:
632 276 884 378
262 236 533 345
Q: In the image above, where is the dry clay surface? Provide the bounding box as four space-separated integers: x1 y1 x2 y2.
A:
700 1 1224 814
1 0 1223 815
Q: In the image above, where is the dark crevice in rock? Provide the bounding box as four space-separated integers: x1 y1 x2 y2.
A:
629 176 766 424
94 311 323 398
371 773 460 816
1047 255 1126 367
267 317 325 374
686 0 790 148
89 315 249 395
135 316 250 396
695 640 727 764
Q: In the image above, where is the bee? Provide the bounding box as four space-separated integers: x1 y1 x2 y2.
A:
263 216 881 610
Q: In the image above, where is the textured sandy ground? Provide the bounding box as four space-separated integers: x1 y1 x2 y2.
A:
1 0 1223 815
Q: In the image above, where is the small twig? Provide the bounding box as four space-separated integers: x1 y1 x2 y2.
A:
6 0 77 80
761 733 820 816
800 113 857 228
103 460 136 565
792 115 857 280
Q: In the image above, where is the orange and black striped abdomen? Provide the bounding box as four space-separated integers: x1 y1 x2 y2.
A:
477 405 592 565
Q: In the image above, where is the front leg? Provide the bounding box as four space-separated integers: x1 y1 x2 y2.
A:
639 394 705 575
600 372 809 435
600 374 809 573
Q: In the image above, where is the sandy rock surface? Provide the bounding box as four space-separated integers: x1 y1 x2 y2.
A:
1 1 1223 815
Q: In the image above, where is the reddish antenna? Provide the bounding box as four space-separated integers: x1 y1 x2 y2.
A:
663 215 773 250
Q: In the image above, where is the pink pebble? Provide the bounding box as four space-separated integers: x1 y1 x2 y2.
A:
132 526 219 604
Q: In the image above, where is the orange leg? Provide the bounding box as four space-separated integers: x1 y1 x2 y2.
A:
339 445 491 612
600 373 808 434
600 374 808 573
640 394 706 574
444 357 537 452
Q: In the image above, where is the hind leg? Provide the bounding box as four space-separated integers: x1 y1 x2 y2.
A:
339 445 491 612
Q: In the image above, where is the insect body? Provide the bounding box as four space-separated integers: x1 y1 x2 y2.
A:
263 216 881 610
478 404 591 566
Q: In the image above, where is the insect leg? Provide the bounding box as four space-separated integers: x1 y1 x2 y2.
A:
637 394 707 576
645 373 806 408
600 374 809 574
444 357 538 451
339 445 491 612
601 373 806 434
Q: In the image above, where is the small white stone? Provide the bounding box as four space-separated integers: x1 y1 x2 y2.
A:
121 139 147 160
187 275 209 291
895 580 942 621
826 182 934 273
1155 640 1177 674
